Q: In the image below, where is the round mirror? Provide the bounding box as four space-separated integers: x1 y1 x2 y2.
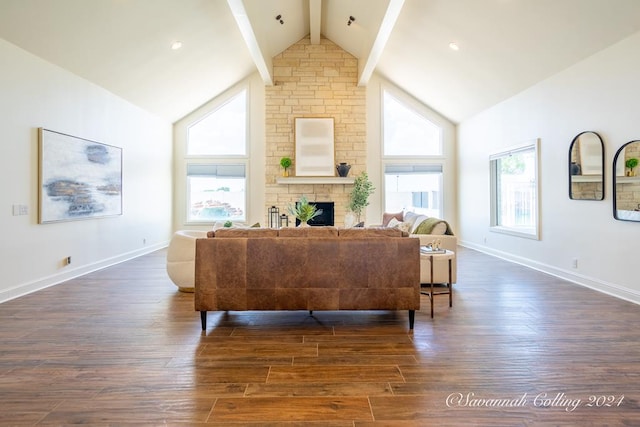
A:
568 131 604 200
613 140 640 221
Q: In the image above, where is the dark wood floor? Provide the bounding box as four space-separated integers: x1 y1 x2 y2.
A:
0 246 638 426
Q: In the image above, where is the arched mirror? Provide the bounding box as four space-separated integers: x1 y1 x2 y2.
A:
613 140 640 221
569 131 604 200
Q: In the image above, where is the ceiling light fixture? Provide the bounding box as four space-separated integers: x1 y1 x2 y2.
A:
449 42 459 51
171 41 183 50
275 14 283 25
347 16 356 26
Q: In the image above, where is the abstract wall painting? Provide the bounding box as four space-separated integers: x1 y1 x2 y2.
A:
294 117 335 176
38 128 122 224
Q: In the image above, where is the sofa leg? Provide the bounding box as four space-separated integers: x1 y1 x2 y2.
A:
309 310 313 315
408 310 415 330
200 311 207 330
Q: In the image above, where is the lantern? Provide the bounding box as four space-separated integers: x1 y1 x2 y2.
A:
279 213 289 228
268 206 280 228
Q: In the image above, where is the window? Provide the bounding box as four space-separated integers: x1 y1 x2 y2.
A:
490 140 540 239
184 87 249 225
383 90 442 156
382 88 445 219
384 164 443 217
187 89 247 156
186 164 246 222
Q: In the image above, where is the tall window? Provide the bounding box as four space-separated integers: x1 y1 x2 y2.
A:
490 140 540 239
185 89 248 224
382 89 444 217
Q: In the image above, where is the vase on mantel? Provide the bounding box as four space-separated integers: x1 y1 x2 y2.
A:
336 162 351 177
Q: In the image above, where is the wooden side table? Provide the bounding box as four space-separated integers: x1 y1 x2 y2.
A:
420 249 455 318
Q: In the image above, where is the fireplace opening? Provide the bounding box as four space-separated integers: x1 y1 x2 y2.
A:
295 201 334 226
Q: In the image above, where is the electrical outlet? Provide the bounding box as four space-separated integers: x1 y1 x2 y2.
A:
143 238 147 245
12 204 28 216
66 256 72 265
572 258 578 269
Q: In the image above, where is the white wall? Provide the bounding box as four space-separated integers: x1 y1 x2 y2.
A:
0 39 173 302
458 31 640 304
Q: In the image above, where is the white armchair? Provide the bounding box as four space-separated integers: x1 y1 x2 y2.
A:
166 230 208 292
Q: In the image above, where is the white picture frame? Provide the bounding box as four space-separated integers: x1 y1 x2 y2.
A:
294 118 335 176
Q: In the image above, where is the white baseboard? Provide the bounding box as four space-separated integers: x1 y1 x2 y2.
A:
0 242 169 304
460 241 640 305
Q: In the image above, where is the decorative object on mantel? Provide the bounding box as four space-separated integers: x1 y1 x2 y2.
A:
287 195 322 227
336 162 351 177
626 157 638 176
280 157 292 177
268 206 280 228
570 162 581 175
279 213 289 228
348 171 375 224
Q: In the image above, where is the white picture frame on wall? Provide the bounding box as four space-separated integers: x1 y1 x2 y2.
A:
294 117 335 176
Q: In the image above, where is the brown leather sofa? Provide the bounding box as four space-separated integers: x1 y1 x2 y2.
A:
195 226 421 329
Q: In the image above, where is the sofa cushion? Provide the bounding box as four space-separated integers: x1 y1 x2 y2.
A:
382 211 404 227
278 226 339 237
215 228 279 238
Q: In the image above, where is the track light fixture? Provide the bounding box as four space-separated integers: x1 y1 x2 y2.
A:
347 15 355 26
275 14 283 25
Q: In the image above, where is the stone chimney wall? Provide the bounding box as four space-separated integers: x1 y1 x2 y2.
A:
264 36 366 226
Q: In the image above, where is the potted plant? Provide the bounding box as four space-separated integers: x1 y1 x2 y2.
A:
348 171 375 224
626 157 638 176
280 157 292 177
287 195 322 227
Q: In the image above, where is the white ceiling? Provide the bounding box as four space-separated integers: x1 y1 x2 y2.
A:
1 0 640 124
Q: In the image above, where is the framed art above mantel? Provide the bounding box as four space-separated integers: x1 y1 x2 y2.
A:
294 117 335 177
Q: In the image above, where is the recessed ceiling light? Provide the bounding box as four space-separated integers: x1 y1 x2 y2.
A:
449 42 459 51
171 41 183 50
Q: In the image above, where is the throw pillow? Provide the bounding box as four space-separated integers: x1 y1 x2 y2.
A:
387 217 411 233
382 211 404 227
403 211 420 229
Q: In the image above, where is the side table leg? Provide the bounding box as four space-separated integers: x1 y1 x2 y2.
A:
448 258 453 308
430 255 434 318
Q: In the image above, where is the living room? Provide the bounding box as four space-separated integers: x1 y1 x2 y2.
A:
2 0 639 305
0 0 640 426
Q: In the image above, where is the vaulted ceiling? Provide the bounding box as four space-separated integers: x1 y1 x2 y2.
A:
2 0 640 124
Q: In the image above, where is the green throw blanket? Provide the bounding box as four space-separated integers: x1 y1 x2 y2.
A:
413 217 454 235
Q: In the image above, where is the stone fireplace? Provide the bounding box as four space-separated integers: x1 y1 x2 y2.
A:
264 36 366 227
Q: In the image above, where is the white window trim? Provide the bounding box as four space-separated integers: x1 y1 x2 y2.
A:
180 81 251 226
380 83 448 218
490 139 541 240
